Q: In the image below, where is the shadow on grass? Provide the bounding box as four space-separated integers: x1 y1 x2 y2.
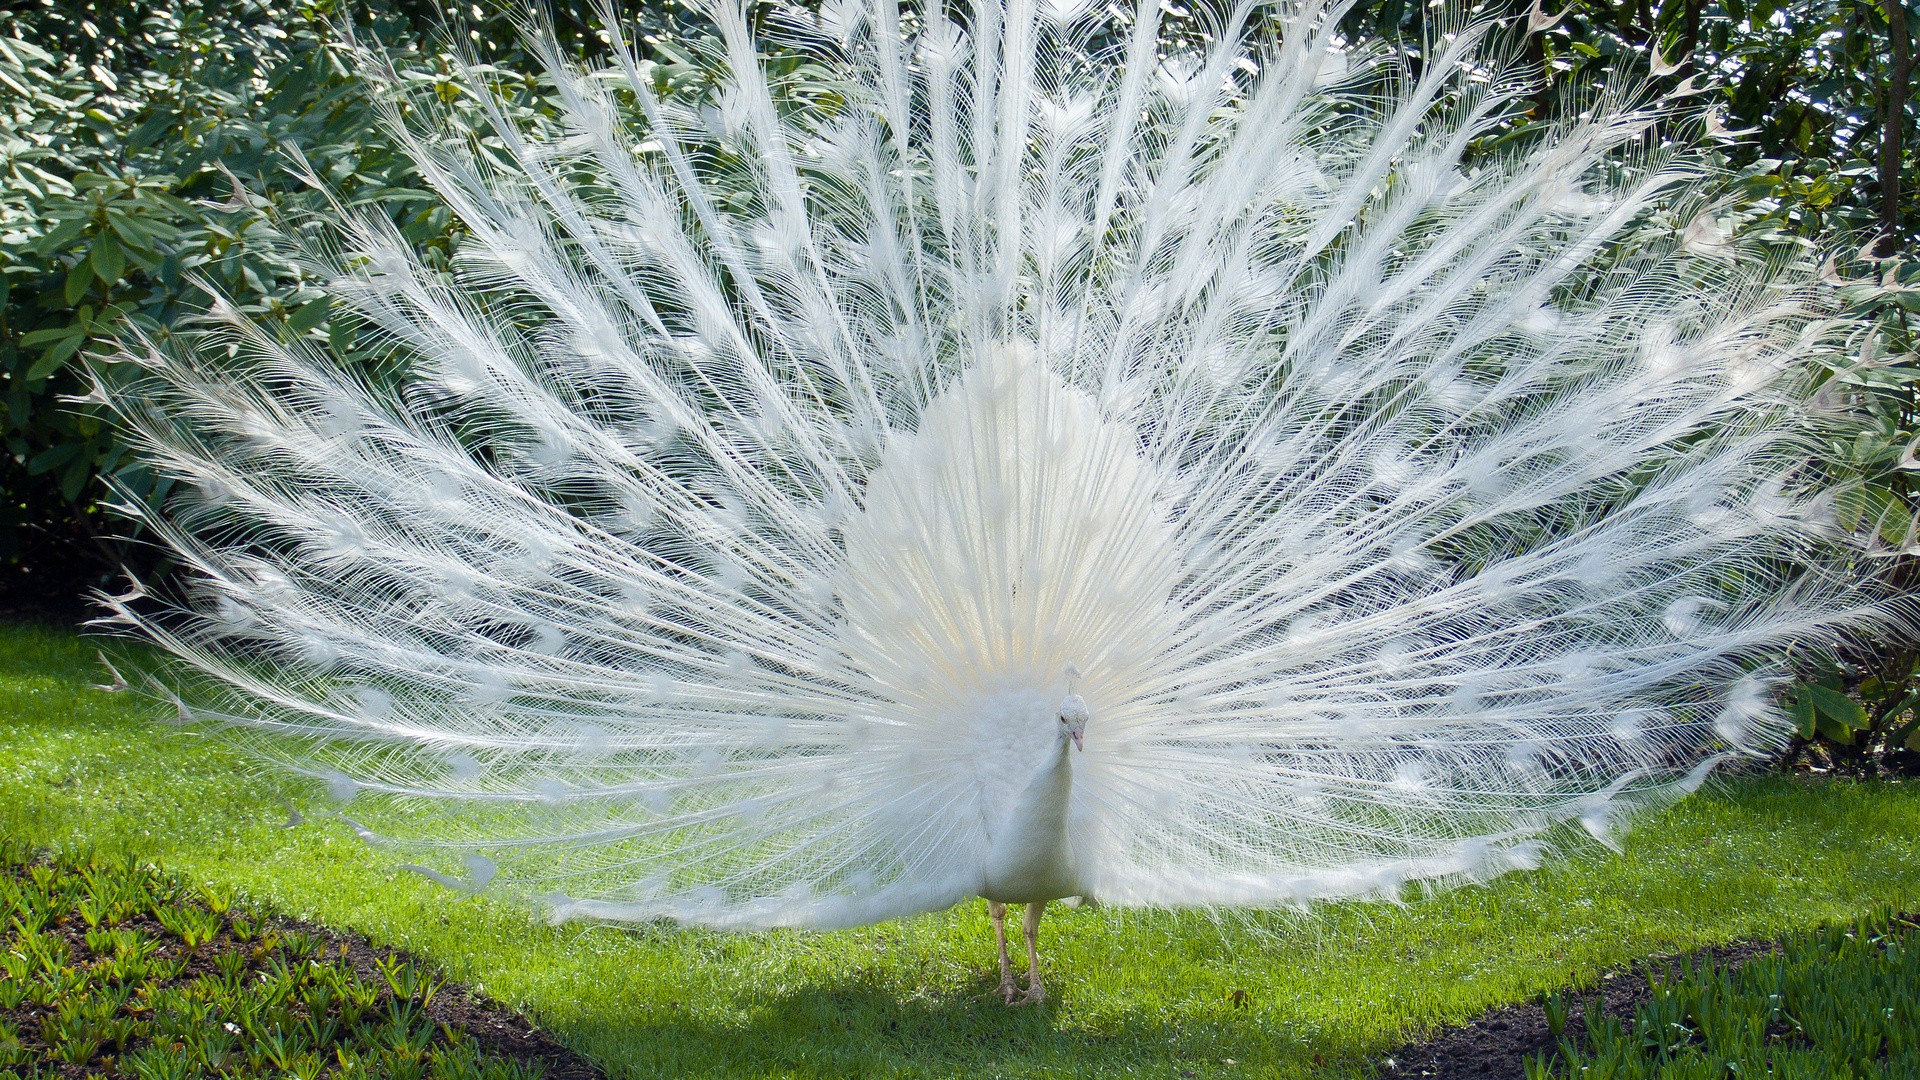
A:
561 973 1307 1077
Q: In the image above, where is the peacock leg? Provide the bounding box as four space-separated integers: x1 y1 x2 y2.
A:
1018 901 1047 1005
989 901 1016 1003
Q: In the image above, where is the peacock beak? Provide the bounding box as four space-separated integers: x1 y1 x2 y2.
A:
1069 729 1084 751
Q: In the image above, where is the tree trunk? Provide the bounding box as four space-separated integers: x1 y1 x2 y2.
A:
1678 0 1701 75
1881 0 1913 256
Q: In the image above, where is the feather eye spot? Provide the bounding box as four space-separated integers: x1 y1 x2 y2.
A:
351 686 393 719
1612 710 1651 743
446 754 481 785
321 771 358 804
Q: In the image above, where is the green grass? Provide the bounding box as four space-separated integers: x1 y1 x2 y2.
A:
1531 906 1920 1078
7 619 1920 1079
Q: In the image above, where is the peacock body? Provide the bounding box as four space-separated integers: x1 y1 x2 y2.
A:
105 0 1887 985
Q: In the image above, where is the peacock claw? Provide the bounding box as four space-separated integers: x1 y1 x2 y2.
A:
1016 984 1046 1006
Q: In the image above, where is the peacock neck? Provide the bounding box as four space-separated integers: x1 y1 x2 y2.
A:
1017 735 1074 830
980 734 1078 903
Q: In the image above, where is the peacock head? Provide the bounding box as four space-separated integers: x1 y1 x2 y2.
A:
1058 694 1089 751
1057 663 1090 751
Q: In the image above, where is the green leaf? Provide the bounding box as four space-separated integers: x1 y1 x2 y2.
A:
1835 484 1904 540
18 326 83 348
1800 683 1867 741
328 318 358 356
26 441 82 476
1886 689 1920 723
106 212 161 253
59 455 91 503
1787 694 1817 740
90 234 125 284
63 259 93 305
1815 712 1856 745
287 298 332 334
1889 718 1920 753
37 217 89 251
25 336 83 382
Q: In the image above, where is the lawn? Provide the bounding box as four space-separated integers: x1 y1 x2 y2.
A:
6 619 1920 1079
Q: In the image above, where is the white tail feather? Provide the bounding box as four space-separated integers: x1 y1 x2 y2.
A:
103 0 1890 928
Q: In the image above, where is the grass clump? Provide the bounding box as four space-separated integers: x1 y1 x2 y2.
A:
0 843 547 1080
1531 906 1920 1078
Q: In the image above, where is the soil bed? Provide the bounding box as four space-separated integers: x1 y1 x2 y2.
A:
268 915 607 1080
3 857 605 1079
1375 936 1787 1079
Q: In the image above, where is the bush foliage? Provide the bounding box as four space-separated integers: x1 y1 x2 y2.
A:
0 0 677 602
3 2 443 600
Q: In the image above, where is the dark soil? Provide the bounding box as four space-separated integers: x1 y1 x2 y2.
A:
0 548 111 629
7 868 605 1079
0 576 96 626
1375 936 1787 1079
270 916 608 1080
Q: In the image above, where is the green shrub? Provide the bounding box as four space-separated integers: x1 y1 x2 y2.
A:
0 0 689 605
2 3 441 597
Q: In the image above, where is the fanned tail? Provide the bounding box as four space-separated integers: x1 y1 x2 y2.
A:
101 0 1893 926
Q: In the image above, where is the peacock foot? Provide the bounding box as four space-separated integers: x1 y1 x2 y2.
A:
997 977 1019 1004
1015 980 1045 1006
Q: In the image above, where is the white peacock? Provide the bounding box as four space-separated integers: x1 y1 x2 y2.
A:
100 0 1887 1005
